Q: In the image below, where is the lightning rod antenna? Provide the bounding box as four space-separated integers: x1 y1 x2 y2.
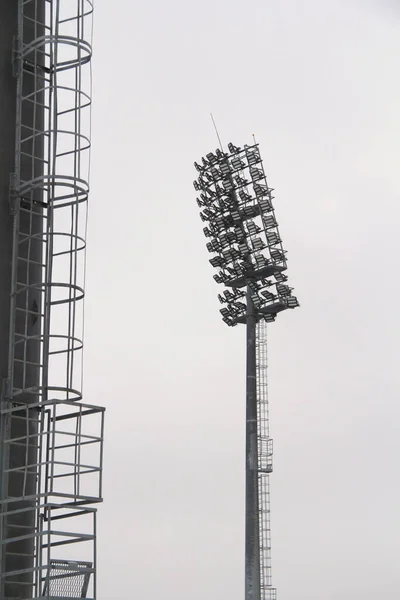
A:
210 112 224 151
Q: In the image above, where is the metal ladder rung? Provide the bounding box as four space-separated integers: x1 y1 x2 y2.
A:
13 359 43 368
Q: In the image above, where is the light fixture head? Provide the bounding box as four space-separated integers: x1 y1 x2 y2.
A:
194 141 298 325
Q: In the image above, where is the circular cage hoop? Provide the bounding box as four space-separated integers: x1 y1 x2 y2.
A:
22 84 91 111
22 35 92 72
20 130 91 158
13 334 84 356
19 174 89 206
46 386 82 402
52 232 87 257
14 282 85 306
17 232 86 258
48 334 84 356
49 282 85 306
11 386 83 402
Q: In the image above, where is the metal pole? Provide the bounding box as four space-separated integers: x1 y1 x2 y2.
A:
0 3 20 594
245 285 261 600
0 1 44 596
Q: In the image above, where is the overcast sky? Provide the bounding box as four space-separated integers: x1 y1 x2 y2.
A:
83 1 400 599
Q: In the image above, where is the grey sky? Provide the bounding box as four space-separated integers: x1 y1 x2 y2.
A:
84 1 400 598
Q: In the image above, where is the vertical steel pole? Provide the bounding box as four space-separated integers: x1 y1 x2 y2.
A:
0 3 19 595
245 285 261 600
0 1 44 597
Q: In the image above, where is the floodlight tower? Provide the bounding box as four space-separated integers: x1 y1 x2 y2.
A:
193 142 298 600
0 2 104 599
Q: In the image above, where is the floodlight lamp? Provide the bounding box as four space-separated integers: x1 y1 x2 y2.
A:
210 256 225 268
202 192 214 205
217 198 228 212
213 274 223 284
250 292 262 308
276 284 292 296
228 304 241 316
264 215 277 229
239 190 253 203
228 142 241 154
286 296 299 308
271 248 286 262
231 157 245 171
235 175 248 187
206 152 218 164
219 238 231 251
254 255 267 269
235 289 246 300
258 198 272 213
246 150 261 165
234 301 246 312
220 162 231 175
261 290 276 302
249 166 263 181
210 167 221 181
254 183 269 197
246 221 261 235
222 249 233 263
222 179 234 191
238 242 249 255
251 238 266 252
194 161 202 172
208 240 222 254
248 281 258 293
228 231 240 244
274 271 287 282
266 231 281 246
263 313 276 323
215 183 226 196
193 180 201 191
218 232 230 244
203 171 213 184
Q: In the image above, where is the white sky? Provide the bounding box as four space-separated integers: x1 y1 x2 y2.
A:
84 1 400 599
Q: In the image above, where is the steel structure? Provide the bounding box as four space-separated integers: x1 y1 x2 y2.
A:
193 142 299 600
0 2 104 599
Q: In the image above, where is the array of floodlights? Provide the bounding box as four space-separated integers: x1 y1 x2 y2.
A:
193 142 299 326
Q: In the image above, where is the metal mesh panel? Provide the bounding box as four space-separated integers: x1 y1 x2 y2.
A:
43 560 92 598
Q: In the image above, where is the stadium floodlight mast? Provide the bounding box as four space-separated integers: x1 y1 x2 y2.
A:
193 141 299 600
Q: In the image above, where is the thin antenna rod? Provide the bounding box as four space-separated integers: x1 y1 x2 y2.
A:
210 113 223 151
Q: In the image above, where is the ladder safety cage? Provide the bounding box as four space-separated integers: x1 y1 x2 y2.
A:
0 2 104 599
256 320 276 600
